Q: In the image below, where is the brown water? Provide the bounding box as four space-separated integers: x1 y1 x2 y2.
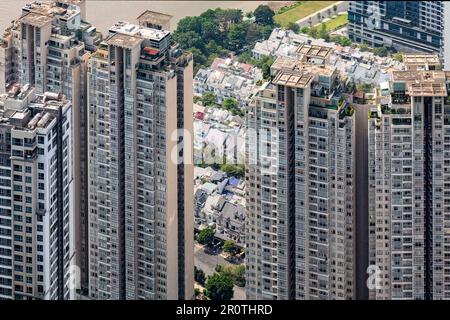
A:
0 1 269 34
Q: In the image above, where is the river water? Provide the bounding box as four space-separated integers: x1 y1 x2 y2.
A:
0 0 269 34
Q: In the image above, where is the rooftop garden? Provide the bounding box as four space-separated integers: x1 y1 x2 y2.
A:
274 1 338 28
318 13 348 32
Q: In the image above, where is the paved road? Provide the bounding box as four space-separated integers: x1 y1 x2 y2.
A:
296 1 349 27
194 244 246 300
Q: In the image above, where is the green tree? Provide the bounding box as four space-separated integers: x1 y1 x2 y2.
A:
174 30 204 50
176 16 202 34
253 5 275 26
261 63 271 79
205 40 227 56
222 98 238 110
200 9 218 21
194 266 206 285
318 23 329 41
308 26 318 38
201 20 222 43
358 43 370 52
188 47 207 66
202 92 218 106
214 264 245 287
220 163 245 177
286 22 300 33
227 23 247 51
393 52 403 62
373 46 388 57
356 83 372 93
233 265 246 287
245 22 262 44
196 227 215 247
259 24 274 39
216 8 243 30
256 55 274 80
331 36 352 46
194 288 201 297
205 273 234 300
222 240 241 256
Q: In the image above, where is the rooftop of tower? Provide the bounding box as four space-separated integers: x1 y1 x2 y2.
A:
109 21 170 41
407 82 448 97
1 84 69 131
403 53 441 70
137 10 173 28
272 70 314 88
271 54 336 88
392 58 449 97
21 0 81 22
272 54 335 72
19 12 54 27
1 84 69 112
295 43 333 60
106 32 143 49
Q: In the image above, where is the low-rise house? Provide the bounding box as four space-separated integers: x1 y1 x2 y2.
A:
214 203 245 244
194 57 263 106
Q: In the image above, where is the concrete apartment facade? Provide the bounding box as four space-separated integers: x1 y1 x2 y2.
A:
0 0 102 293
246 44 356 300
348 1 450 69
0 85 74 300
87 14 194 300
368 54 450 300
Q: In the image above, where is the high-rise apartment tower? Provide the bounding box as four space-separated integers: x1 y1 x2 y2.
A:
87 14 194 300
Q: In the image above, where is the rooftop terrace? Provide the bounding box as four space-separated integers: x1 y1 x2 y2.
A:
272 70 314 88
106 32 143 49
19 12 53 28
109 21 170 42
296 43 333 59
137 10 172 29
403 53 441 69
407 83 448 97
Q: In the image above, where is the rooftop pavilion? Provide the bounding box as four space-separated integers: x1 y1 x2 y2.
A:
403 53 442 71
391 56 449 97
19 11 54 28
407 82 448 97
393 70 447 82
271 55 336 78
21 0 81 22
272 70 314 88
0 84 35 112
1 84 69 131
106 32 143 49
109 21 170 42
137 10 173 30
1 83 69 113
296 43 333 64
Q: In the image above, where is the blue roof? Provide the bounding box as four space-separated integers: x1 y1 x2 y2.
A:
228 177 240 187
